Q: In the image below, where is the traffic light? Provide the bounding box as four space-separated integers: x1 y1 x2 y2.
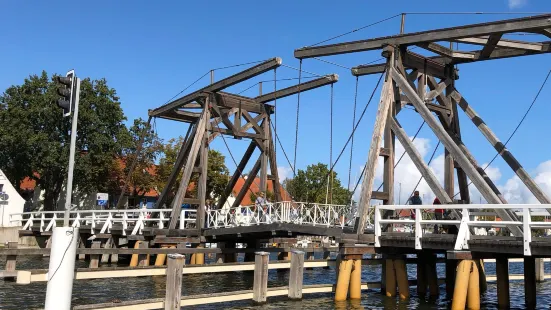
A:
54 69 76 117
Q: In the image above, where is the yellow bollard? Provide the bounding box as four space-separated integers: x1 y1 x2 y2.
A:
335 259 353 301
195 245 205 265
385 259 397 297
467 261 480 310
154 246 167 266
129 241 140 267
451 260 472 310
349 259 362 300
394 259 410 299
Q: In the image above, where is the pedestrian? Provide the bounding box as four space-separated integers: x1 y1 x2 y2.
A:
407 191 423 219
433 197 443 233
204 199 212 228
255 192 270 223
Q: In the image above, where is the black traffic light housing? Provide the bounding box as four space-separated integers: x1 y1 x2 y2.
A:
54 70 76 117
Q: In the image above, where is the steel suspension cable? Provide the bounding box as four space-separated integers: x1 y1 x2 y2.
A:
309 73 384 200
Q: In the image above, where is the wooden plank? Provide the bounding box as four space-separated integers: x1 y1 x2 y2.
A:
288 250 305 299
294 14 551 58
253 252 269 303
216 141 256 209
196 117 209 230
89 241 101 269
150 58 281 117
453 36 544 51
451 90 551 205
383 82 395 206
389 117 453 203
356 60 393 234
255 74 339 103
371 191 389 200
168 109 207 229
164 254 185 310
479 34 503 59
416 42 475 59
390 67 523 236
267 121 282 202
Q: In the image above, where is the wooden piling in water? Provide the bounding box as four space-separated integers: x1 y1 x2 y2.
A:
6 242 17 272
129 240 140 267
385 258 396 297
475 259 487 293
451 260 472 310
89 241 101 268
535 257 545 282
195 244 205 265
467 260 480 310
335 258 353 301
394 258 410 299
288 250 304 300
252 252 269 303
138 242 150 267
524 257 536 309
164 254 184 310
417 253 427 296
445 259 457 299
349 258 362 300
100 238 113 264
496 257 510 309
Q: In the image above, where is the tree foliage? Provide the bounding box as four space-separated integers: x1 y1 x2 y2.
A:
284 163 352 205
0 71 128 211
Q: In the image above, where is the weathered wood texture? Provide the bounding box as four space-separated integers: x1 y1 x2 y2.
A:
357 60 393 234
391 67 522 236
164 254 185 310
169 109 207 229
89 241 101 269
253 252 269 303
5 242 17 271
288 250 305 299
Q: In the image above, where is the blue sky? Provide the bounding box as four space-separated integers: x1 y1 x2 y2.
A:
1 0 550 203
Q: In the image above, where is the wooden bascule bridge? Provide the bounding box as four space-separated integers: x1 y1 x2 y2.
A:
5 13 551 309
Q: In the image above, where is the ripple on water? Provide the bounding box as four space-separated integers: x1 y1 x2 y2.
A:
1 256 551 309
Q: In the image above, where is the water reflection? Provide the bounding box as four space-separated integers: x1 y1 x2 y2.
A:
1 258 551 309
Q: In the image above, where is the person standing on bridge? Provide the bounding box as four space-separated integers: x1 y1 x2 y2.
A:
255 192 270 223
407 191 423 220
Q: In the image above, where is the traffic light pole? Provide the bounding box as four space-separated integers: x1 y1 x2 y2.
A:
45 77 81 310
63 78 81 227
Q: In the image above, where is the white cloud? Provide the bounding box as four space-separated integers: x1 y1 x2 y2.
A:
351 133 551 206
277 166 293 183
508 0 527 9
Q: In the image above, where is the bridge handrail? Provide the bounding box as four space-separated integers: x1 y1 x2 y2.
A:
11 209 197 235
206 201 354 229
374 204 551 256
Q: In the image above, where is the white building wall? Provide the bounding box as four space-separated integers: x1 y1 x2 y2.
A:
0 169 25 227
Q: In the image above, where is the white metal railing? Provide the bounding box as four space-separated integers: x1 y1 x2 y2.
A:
374 204 551 256
11 209 196 236
206 201 354 229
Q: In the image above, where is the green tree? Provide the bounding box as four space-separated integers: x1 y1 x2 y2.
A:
0 71 128 211
156 136 230 204
284 163 351 205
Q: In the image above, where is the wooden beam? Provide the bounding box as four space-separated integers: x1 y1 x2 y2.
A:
416 42 475 59
267 120 282 202
295 14 551 58
405 102 452 116
391 67 522 235
371 191 389 200
540 28 551 39
214 92 266 114
255 74 339 103
389 117 452 203
357 59 393 234
197 108 210 230
216 142 257 209
168 110 207 229
451 90 551 204
351 42 551 77
155 123 195 209
479 34 503 59
231 157 262 209
453 36 545 51
150 58 282 117
426 78 452 101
